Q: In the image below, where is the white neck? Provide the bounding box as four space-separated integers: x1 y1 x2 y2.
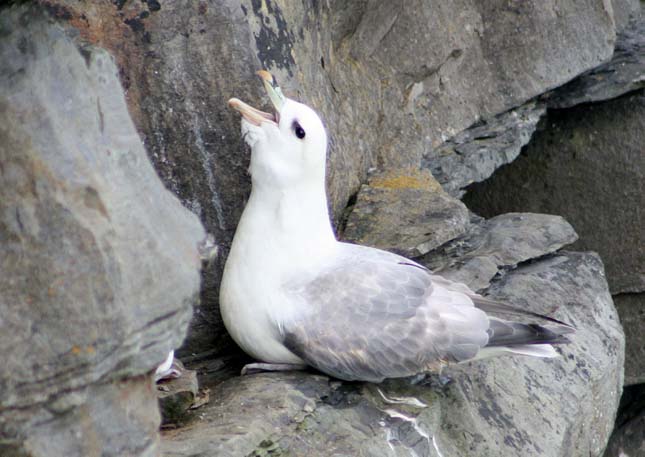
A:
232 174 337 275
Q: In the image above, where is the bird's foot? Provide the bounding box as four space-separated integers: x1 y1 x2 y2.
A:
240 362 307 376
410 372 454 389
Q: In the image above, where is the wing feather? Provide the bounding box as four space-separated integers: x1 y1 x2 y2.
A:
282 244 490 382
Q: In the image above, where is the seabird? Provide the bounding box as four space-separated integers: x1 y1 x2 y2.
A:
220 71 573 383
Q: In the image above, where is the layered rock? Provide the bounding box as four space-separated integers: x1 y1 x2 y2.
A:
37 0 619 356
162 251 623 457
421 213 578 291
342 169 470 258
0 7 205 456
466 90 645 295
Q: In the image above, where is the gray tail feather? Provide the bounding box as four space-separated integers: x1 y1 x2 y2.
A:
471 295 575 331
486 318 573 348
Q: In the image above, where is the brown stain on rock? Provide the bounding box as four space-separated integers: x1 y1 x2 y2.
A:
38 1 149 130
368 167 442 192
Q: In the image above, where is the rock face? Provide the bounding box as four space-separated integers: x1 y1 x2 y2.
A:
162 252 623 457
421 213 578 292
342 169 470 258
604 384 645 457
6 1 634 456
425 101 546 198
544 18 645 109
0 7 205 456
613 294 645 386
466 91 645 296
37 0 618 357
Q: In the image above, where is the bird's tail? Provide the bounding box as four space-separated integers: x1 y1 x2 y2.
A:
475 318 574 360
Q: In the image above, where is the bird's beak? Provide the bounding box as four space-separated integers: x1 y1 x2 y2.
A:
228 70 285 126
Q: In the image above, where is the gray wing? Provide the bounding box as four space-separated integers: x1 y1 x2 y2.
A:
281 244 490 382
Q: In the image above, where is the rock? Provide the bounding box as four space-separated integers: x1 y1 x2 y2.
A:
612 0 641 31
545 18 645 109
0 6 205 456
38 0 619 356
162 251 624 457
613 293 645 385
604 411 645 457
465 90 645 295
342 169 470 257
604 384 645 457
420 213 578 291
157 361 200 426
425 101 546 198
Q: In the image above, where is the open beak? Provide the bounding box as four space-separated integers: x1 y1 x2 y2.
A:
228 70 286 126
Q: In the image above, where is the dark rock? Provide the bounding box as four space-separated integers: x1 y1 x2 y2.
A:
38 0 620 357
0 6 205 456
604 383 645 457
425 101 546 198
465 90 645 294
604 410 645 457
545 18 645 109
162 252 624 457
342 169 470 257
613 293 645 385
421 213 578 291
157 360 199 426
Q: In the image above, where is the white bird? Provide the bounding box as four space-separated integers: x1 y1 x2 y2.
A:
220 71 573 383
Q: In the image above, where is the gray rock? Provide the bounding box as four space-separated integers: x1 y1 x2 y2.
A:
465 90 645 294
40 0 619 356
342 169 470 257
162 251 624 457
612 0 641 31
613 293 645 385
0 6 204 456
425 101 546 198
545 18 645 109
421 213 578 291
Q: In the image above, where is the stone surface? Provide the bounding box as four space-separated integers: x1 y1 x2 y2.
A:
465 90 645 294
605 411 645 457
421 213 578 291
0 7 204 456
425 101 546 198
604 384 645 457
157 361 200 426
342 169 470 258
612 0 641 31
545 18 645 109
614 293 645 385
38 0 619 356
162 251 624 457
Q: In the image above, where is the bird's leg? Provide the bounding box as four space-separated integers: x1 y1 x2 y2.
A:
241 362 307 376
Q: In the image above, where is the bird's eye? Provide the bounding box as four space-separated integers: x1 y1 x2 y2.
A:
292 121 306 139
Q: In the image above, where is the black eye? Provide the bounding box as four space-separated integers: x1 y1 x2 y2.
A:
293 121 306 139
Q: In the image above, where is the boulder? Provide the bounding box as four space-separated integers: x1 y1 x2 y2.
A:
0 6 205 456
162 252 624 457
421 213 578 291
465 90 645 295
342 169 470 258
37 0 619 356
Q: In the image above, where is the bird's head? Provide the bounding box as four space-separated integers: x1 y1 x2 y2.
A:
228 71 328 190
